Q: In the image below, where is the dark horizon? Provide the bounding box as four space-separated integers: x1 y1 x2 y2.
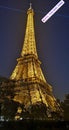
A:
0 0 69 101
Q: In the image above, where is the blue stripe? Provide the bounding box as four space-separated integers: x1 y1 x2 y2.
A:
0 5 25 13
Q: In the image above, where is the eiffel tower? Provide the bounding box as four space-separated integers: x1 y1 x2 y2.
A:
0 4 62 120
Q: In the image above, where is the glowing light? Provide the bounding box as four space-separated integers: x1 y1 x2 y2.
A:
41 0 65 23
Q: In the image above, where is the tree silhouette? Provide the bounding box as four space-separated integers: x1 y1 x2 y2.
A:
61 94 69 121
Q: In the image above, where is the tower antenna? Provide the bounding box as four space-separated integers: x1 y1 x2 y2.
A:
29 2 32 9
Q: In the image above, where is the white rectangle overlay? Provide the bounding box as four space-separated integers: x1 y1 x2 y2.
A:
41 0 65 23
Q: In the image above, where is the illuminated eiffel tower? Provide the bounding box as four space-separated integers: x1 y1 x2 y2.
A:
0 4 62 120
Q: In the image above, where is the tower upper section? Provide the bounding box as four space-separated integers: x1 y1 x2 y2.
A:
21 4 38 58
10 4 46 84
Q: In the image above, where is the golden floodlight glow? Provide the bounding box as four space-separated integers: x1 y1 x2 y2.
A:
9 3 62 116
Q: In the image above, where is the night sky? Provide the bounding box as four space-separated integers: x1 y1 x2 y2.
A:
0 0 69 101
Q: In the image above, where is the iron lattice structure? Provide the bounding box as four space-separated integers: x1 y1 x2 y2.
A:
0 5 63 120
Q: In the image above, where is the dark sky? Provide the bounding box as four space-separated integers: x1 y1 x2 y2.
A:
0 0 69 101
